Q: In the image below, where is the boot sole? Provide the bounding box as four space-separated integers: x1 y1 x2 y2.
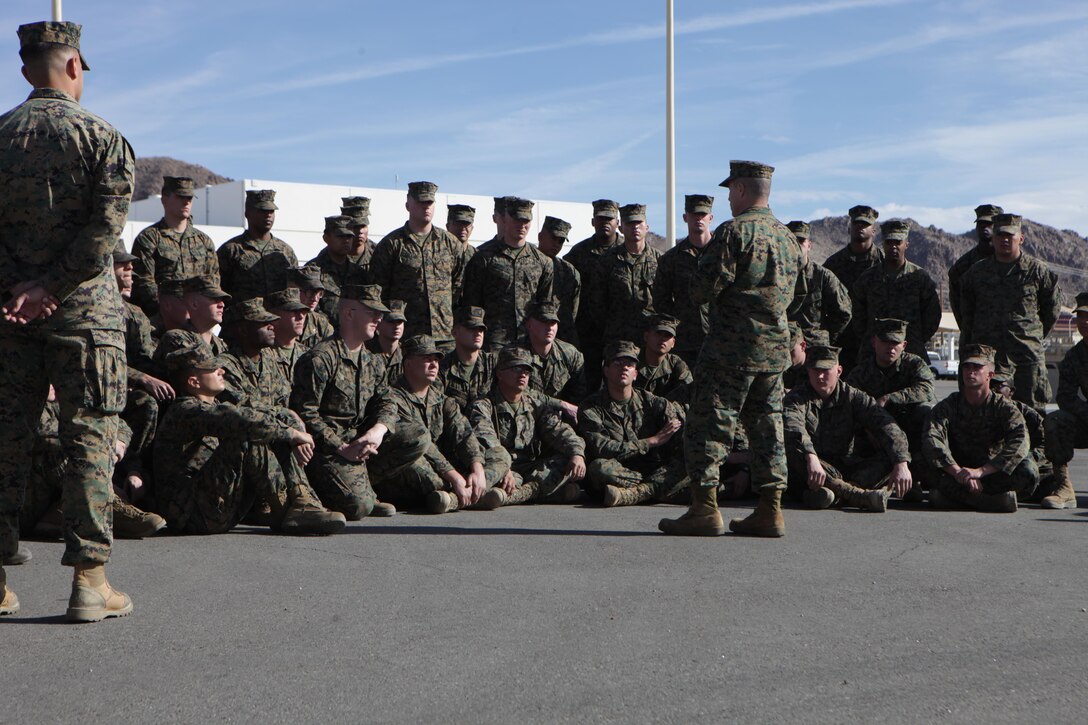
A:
280 519 347 536
657 520 726 536
1041 499 1077 510
66 601 133 623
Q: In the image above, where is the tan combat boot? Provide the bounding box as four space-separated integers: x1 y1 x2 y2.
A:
426 490 460 514
729 487 785 537
603 483 655 507
969 490 1017 513
541 481 583 505
369 501 397 517
658 484 726 536
1042 464 1078 509
802 486 835 509
476 487 507 510
66 563 133 623
826 478 889 512
278 501 347 535
1 566 19 616
112 497 166 539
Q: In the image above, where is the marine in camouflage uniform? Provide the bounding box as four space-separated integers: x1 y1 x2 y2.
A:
661 161 801 538
439 306 497 413
471 348 587 508
579 341 688 506
784 221 852 345
462 196 555 351
566 199 622 390
636 313 693 399
365 299 405 386
291 284 425 519
822 205 883 371
948 204 1002 327
784 345 911 511
991 366 1053 502
216 190 299 301
851 220 941 361
288 265 336 349
652 194 715 363
923 345 1037 512
585 203 660 350
522 299 586 408
0 21 134 590
154 344 345 536
446 203 476 257
845 318 935 494
219 299 293 409
307 214 366 327
1040 293 1088 509
374 335 508 513
371 182 468 350
536 215 581 346
959 213 1061 413
131 176 219 316
264 288 312 388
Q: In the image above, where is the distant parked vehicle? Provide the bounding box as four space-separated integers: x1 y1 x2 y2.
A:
927 351 958 379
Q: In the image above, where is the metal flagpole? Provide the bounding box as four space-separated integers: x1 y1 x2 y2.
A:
665 0 676 247
53 1 63 21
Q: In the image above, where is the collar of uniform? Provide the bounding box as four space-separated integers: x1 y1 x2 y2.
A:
28 88 77 103
241 231 275 250
155 218 192 239
403 224 435 245
334 337 364 366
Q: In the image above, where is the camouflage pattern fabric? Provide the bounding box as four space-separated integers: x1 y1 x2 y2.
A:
370 224 467 346
947 244 990 327
959 253 1061 410
564 234 619 282
307 246 373 326
684 206 800 493
217 232 299 301
552 257 581 346
131 219 219 315
783 380 910 495
372 384 509 507
845 351 935 445
822 242 882 369
298 309 335 349
221 349 293 409
153 396 311 534
527 339 586 403
290 337 400 519
0 87 134 566
469 387 585 469
578 388 687 502
636 352 693 399
922 391 1030 482
787 260 852 345
365 338 404 387
652 237 710 361
585 244 660 349
1044 340 1088 465
439 350 497 413
122 299 157 381
462 242 555 351
852 261 941 360
271 344 307 390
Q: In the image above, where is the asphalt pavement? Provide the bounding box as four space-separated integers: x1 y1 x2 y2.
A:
4 382 1087 724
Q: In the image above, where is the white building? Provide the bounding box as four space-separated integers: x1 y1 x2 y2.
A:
122 179 597 262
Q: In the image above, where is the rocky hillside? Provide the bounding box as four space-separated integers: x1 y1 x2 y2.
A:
134 157 231 201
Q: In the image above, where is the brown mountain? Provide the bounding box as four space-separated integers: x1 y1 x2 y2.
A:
133 157 231 202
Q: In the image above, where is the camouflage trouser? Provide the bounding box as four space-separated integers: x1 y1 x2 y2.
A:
0 327 124 566
160 438 314 535
308 421 429 520
785 451 891 500
1009 361 1051 414
117 388 158 484
934 458 1039 503
372 446 508 510
503 455 574 504
584 449 688 503
1043 409 1088 466
684 365 786 493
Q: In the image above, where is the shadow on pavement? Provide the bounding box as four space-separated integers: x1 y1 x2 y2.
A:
231 525 662 538
1 614 71 625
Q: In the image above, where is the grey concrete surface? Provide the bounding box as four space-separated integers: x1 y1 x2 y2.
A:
4 381 1087 724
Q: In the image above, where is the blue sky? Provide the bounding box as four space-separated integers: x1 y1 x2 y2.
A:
3 0 1087 236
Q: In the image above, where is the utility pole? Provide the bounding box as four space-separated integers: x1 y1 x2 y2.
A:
665 0 676 247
